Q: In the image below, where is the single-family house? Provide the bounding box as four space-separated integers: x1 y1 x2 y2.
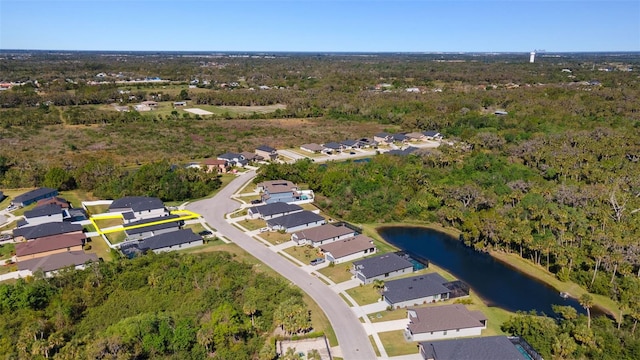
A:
319 234 376 264
124 214 182 241
322 142 343 154
266 210 325 233
15 233 85 262
255 145 278 161
141 100 158 108
383 273 452 308
340 140 361 150
35 196 71 209
19 204 64 227
386 146 418 156
418 336 534 360
202 158 228 173
218 152 248 167
18 251 98 276
300 143 325 153
241 151 261 162
352 253 414 284
358 138 378 148
109 196 167 220
291 224 356 246
173 101 187 107
13 222 83 241
406 304 487 342
247 202 303 220
13 187 58 207
392 133 409 143
257 180 312 204
138 229 203 253
374 132 393 144
405 132 426 141
423 131 443 140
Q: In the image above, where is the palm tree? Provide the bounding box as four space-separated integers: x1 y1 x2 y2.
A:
372 279 385 298
579 293 594 329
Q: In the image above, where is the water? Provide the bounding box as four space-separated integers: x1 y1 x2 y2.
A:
379 226 602 317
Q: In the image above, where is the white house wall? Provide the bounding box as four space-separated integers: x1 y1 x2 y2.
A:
151 239 204 254
134 208 167 220
25 213 64 227
358 266 414 284
409 326 484 342
386 293 449 309
325 248 375 264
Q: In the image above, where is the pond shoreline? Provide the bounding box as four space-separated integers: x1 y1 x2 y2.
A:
370 222 618 320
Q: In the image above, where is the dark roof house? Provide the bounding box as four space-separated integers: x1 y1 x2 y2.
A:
139 229 203 252
383 273 451 306
266 210 325 233
24 204 63 219
124 215 181 236
13 222 83 240
352 252 414 283
13 187 58 207
248 202 303 219
419 336 531 360
109 196 165 213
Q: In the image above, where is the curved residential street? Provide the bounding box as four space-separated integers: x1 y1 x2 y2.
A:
187 170 377 360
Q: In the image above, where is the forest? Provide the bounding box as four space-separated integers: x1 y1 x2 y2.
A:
0 51 639 358
0 252 312 359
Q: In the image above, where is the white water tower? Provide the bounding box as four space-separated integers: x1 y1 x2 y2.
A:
529 51 536 63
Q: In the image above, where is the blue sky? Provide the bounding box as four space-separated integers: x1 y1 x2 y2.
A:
1 1 638 52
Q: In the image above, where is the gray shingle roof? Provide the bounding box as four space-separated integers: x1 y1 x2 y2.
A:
14 188 58 205
267 210 325 229
256 145 277 153
419 336 527 360
109 196 165 212
13 222 83 240
353 253 414 278
408 304 486 334
124 215 181 235
323 142 342 150
139 229 202 250
293 224 355 244
18 251 98 273
24 204 62 219
249 202 302 217
383 273 450 305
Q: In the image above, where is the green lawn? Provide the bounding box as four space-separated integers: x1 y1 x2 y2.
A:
368 336 381 357
184 223 207 234
0 220 18 232
257 231 290 246
93 218 123 229
0 243 15 260
379 331 418 357
318 262 354 283
0 263 18 275
239 218 265 231
105 231 126 245
59 189 98 208
346 284 383 306
282 245 322 265
86 204 110 215
85 236 115 261
369 308 407 323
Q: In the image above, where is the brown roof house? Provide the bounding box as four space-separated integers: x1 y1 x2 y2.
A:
291 224 356 246
319 234 376 264
202 158 229 173
35 196 71 209
15 233 85 262
406 304 487 341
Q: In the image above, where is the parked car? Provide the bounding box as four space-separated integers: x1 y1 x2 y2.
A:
0 234 12 241
259 227 269 233
349 151 356 155
250 199 262 205
310 258 325 266
198 230 213 237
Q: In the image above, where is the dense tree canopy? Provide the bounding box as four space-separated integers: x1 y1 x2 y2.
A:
0 252 308 359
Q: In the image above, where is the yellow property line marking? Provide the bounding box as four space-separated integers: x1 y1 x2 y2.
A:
89 209 201 235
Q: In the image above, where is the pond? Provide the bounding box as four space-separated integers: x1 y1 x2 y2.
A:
378 226 604 317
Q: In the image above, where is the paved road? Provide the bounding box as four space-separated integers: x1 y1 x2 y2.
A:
187 171 377 360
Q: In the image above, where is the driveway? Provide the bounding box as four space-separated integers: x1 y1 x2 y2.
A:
186 171 377 360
